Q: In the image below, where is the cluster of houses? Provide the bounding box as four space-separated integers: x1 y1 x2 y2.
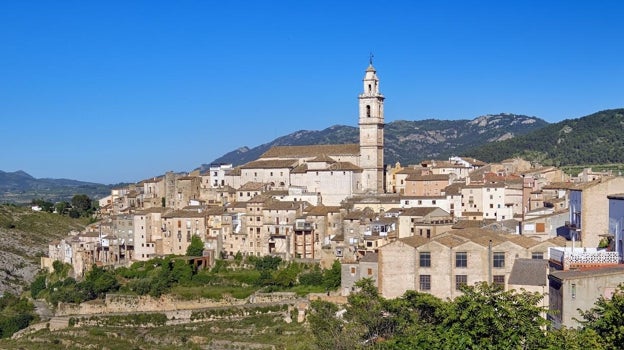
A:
42 63 624 328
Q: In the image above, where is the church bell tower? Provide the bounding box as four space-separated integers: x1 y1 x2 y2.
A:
359 59 385 194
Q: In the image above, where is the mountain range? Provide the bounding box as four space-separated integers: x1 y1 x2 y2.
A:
4 108 624 204
202 113 548 169
0 170 116 204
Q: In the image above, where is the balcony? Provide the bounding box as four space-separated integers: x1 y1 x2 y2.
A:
549 247 620 270
295 222 314 231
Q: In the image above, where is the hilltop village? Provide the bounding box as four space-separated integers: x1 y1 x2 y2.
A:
44 63 624 328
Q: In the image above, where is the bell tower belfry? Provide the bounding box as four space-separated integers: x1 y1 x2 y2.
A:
358 59 385 194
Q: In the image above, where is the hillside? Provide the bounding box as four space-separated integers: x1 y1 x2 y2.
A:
463 108 624 165
0 205 89 295
203 113 548 169
0 170 115 204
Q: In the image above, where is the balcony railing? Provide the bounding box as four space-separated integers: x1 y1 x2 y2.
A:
550 247 620 270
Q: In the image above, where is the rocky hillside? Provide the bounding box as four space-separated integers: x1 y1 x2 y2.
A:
0 205 88 295
203 113 547 168
464 108 624 166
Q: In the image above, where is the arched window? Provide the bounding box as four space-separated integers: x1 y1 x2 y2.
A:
366 105 371 117
368 84 372 93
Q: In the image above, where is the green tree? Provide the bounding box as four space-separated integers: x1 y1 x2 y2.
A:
71 194 92 216
274 263 300 288
30 274 47 299
579 285 624 349
186 235 205 256
54 201 69 215
322 260 341 289
308 299 363 350
439 282 549 349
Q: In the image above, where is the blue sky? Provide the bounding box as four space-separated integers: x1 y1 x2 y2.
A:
1 1 622 184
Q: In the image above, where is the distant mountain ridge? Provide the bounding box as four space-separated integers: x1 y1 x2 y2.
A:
464 108 624 166
0 170 114 204
203 113 548 169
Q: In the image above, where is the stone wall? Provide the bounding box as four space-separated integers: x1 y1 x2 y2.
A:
56 294 248 316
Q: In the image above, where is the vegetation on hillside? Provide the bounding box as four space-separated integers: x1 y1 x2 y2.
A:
464 109 624 166
0 293 38 339
32 255 342 305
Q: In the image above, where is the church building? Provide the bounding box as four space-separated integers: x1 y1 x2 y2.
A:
230 62 386 205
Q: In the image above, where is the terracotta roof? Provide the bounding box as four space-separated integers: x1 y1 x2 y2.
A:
305 205 342 216
264 200 299 211
360 252 378 263
444 183 463 195
508 259 548 286
550 265 624 280
260 144 360 159
309 154 337 163
398 207 441 217
398 235 429 248
240 159 299 169
134 208 166 215
328 162 362 172
239 182 266 191
433 234 466 247
291 164 308 173
162 210 206 218
406 174 450 181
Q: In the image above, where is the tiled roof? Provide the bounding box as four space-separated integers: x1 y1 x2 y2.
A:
162 210 207 218
260 144 360 158
309 154 337 163
406 174 450 181
398 207 440 217
508 259 548 286
239 182 266 191
550 265 624 280
306 205 342 216
399 235 429 248
240 159 299 169
360 252 378 263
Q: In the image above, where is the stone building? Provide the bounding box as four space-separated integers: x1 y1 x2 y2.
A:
378 228 566 299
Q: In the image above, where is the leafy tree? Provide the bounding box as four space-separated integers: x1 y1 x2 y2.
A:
171 259 193 285
579 285 624 349
308 299 363 350
30 274 47 299
31 199 54 212
345 278 396 343
71 194 92 213
186 235 204 256
439 282 549 349
322 260 341 289
274 263 300 288
299 267 323 286
54 201 69 215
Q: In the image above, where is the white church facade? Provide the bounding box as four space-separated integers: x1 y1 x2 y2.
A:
225 62 386 205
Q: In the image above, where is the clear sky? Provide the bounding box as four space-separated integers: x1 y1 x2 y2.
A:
1 1 622 184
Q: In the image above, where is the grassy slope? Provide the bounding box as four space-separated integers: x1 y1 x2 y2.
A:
0 314 315 349
0 205 89 295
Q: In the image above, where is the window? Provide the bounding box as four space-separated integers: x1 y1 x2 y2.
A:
455 252 467 268
455 275 467 290
367 268 373 276
366 105 371 117
532 252 544 260
493 252 505 268
432 200 436 205
350 267 356 275
571 283 576 299
493 275 505 287
419 275 431 291
419 252 431 267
